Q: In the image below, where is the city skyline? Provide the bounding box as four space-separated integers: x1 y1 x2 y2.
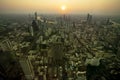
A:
0 0 120 15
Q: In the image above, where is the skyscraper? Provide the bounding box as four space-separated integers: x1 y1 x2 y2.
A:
32 20 39 32
87 13 92 24
35 12 37 21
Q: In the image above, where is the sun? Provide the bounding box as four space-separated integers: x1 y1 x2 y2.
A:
61 5 66 11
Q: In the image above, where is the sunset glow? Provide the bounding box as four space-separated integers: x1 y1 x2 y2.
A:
0 0 120 15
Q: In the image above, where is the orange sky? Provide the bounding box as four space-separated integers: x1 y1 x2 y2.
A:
0 0 120 15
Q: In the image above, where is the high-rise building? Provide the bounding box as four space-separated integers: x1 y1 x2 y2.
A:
32 20 39 32
87 13 92 24
35 12 37 21
19 59 34 80
29 12 39 36
73 22 76 28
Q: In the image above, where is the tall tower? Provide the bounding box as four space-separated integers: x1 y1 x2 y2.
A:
87 14 90 21
87 13 92 24
35 12 37 21
32 20 39 32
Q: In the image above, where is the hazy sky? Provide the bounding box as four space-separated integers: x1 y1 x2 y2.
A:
0 0 120 15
